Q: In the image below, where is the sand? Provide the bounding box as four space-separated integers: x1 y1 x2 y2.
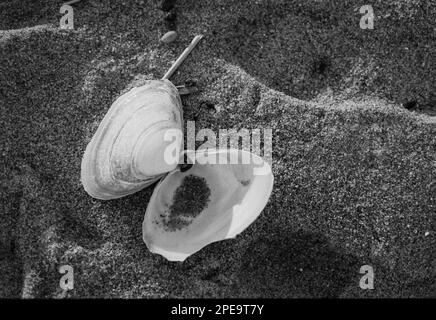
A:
0 0 435 298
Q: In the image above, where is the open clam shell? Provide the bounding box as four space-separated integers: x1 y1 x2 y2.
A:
81 80 183 200
143 149 274 261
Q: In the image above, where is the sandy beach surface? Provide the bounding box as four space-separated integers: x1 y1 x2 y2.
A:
0 0 435 298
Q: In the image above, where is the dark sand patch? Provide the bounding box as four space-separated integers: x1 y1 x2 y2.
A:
0 0 435 297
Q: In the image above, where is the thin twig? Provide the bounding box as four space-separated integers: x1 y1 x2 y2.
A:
162 35 203 80
64 0 82 5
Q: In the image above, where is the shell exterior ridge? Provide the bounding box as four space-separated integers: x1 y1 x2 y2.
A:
81 79 183 200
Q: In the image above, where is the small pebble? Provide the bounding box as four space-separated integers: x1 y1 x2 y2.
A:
160 31 177 44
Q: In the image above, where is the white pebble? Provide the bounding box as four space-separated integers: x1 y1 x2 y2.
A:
160 31 177 44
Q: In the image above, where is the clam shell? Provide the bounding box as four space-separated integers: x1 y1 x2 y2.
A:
143 149 274 261
81 80 183 200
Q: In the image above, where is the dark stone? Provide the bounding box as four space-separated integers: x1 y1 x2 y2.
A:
164 10 176 22
403 100 417 110
311 56 330 76
180 163 193 172
200 101 216 112
164 9 177 30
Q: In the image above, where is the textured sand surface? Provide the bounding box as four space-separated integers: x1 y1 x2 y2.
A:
0 0 435 298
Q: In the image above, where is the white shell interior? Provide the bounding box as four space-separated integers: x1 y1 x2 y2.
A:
143 149 274 261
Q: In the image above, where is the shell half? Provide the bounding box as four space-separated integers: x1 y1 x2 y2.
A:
81 80 183 200
143 149 274 261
